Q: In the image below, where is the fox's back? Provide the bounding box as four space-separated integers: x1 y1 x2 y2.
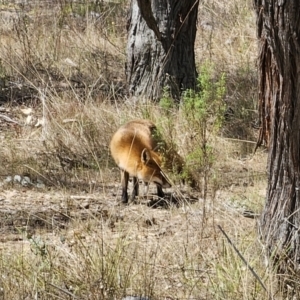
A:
110 119 160 174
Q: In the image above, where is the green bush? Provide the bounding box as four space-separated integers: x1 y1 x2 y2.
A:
181 61 226 194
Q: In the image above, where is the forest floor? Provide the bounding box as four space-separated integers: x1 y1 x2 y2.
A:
0 106 269 299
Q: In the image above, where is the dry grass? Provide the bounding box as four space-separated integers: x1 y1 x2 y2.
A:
0 0 288 299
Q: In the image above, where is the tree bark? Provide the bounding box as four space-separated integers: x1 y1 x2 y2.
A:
254 0 300 280
126 0 199 101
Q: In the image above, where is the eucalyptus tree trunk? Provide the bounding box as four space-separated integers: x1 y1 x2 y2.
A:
126 0 199 101
254 0 300 284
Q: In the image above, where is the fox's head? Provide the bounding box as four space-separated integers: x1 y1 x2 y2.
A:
138 148 171 188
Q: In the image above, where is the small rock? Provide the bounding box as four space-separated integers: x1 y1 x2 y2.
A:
20 107 33 115
13 175 22 183
4 176 12 183
36 179 45 189
21 176 31 186
36 182 45 189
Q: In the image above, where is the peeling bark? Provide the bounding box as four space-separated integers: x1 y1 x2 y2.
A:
254 0 300 280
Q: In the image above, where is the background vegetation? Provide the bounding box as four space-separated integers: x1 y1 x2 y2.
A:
0 0 280 299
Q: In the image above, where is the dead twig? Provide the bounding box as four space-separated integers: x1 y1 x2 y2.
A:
47 282 79 299
218 225 272 299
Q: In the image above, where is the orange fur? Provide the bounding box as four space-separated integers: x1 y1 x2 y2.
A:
110 119 171 203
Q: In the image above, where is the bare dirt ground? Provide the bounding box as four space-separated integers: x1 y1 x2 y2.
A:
0 148 267 252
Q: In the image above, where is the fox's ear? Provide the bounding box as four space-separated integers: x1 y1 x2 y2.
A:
141 148 151 164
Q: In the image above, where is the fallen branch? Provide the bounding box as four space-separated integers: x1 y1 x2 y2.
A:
0 113 22 125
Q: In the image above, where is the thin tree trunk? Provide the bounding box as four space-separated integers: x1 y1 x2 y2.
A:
126 0 199 101
254 0 300 281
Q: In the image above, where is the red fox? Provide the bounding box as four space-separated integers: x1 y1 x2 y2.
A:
110 119 171 203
